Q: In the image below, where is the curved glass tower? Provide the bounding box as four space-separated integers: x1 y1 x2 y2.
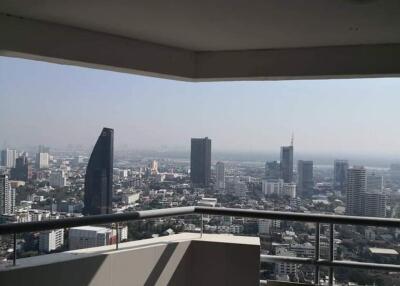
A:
84 128 114 215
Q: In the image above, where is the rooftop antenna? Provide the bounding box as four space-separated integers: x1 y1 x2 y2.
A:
291 132 294 147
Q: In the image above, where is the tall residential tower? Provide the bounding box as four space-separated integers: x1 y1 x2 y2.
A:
0 174 15 215
190 137 211 187
334 160 349 192
1 148 17 168
280 145 293 183
346 166 367 216
215 161 225 190
297 160 314 196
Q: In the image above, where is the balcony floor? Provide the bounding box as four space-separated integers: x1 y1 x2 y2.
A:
1 233 260 286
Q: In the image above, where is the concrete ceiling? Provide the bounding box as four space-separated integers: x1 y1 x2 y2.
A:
1 0 400 80
2 0 400 51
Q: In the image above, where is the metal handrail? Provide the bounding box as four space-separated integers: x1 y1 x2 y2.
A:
2 206 400 285
194 206 400 227
0 206 196 235
2 206 400 235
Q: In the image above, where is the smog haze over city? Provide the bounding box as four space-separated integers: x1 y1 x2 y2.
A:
2 56 400 166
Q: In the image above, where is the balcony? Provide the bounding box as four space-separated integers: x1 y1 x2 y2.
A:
0 233 260 286
1 2 400 286
1 207 400 285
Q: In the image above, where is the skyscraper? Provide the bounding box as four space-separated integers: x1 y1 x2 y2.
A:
190 137 211 187
1 148 17 168
297 160 314 195
84 128 114 215
150 160 158 175
346 166 366 216
49 170 68 188
280 145 293 183
367 173 383 192
334 160 349 192
364 191 386 217
36 152 49 169
215 161 225 190
0 174 15 215
262 179 283 196
10 155 32 181
265 161 280 180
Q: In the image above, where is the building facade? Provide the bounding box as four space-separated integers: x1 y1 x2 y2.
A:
190 137 211 187
262 179 284 196
367 173 383 192
0 174 15 215
265 161 281 180
36 152 49 169
334 160 349 192
215 161 225 190
39 229 64 253
49 170 68 188
364 191 386 218
69 226 113 250
84 127 114 215
282 183 297 198
297 160 313 196
346 166 367 216
1 148 17 168
10 155 32 181
280 146 293 183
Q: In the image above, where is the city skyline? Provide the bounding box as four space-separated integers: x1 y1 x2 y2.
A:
2 56 400 156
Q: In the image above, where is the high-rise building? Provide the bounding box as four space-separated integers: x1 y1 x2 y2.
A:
39 229 64 253
390 164 400 185
69 226 113 250
0 174 15 215
280 145 293 183
1 148 17 168
334 160 349 192
49 170 68 188
150 160 158 175
38 145 50 153
275 247 298 277
282 183 297 198
346 166 367 216
36 152 49 169
84 128 114 215
364 191 386 217
190 137 211 187
262 179 283 196
297 160 313 195
215 161 225 190
10 155 32 181
367 173 383 192
265 161 281 179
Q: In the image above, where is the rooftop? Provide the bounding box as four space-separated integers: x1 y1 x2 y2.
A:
368 247 399 255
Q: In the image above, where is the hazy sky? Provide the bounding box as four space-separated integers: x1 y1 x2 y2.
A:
1 55 400 156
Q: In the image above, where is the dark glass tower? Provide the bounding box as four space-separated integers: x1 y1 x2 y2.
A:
84 128 114 215
297 160 314 195
334 160 349 192
280 145 293 183
190 137 211 187
10 156 31 181
265 161 280 179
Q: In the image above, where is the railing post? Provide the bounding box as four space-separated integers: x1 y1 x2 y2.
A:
115 223 119 250
329 223 334 286
314 222 320 285
13 232 16 266
200 214 203 238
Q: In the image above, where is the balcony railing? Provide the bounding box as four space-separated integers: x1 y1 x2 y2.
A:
1 206 400 285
